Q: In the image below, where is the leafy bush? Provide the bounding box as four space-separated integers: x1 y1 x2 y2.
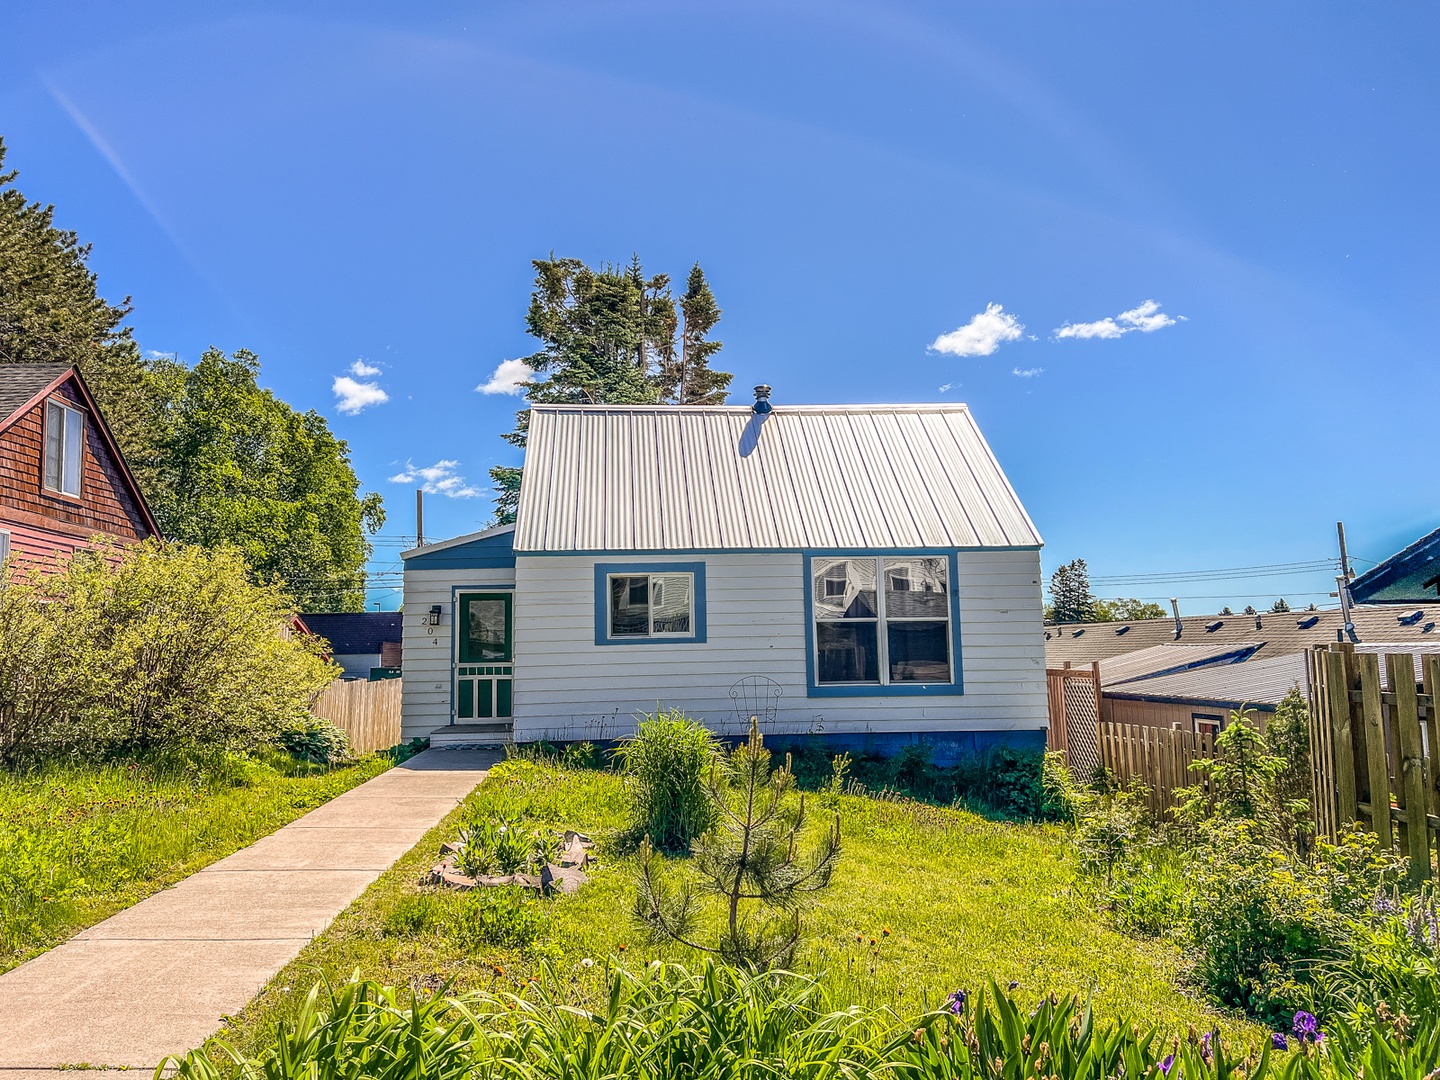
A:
0 540 337 764
164 961 1440 1079
277 717 349 765
457 814 552 878
614 710 716 852
1320 884 1439 1023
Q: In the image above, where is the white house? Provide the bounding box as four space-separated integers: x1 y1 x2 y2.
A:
400 390 1048 762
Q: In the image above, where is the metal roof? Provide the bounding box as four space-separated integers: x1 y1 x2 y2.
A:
1348 527 1440 605
1091 642 1262 688
512 403 1041 553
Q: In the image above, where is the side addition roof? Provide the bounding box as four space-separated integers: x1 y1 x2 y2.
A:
512 404 1042 553
1348 527 1440 605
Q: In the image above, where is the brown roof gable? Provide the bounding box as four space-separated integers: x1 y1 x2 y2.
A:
0 364 160 537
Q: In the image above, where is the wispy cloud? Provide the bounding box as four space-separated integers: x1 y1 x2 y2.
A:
1012 367 1044 378
928 303 1024 358
333 375 389 415
349 359 382 377
477 358 538 395
937 382 955 393
388 459 482 498
1054 300 1183 341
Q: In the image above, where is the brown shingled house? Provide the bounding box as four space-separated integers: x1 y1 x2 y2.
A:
0 364 159 574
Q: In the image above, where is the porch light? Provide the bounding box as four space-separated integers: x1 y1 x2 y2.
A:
427 604 443 626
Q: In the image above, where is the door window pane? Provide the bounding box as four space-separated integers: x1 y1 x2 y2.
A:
817 622 879 683
609 575 650 636
887 621 950 683
812 558 877 619
651 574 692 634
462 596 510 661
884 558 949 618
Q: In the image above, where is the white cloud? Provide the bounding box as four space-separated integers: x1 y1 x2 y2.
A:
928 303 1025 358
388 459 482 499
349 359 382 377
937 382 955 393
477 358 538 395
1012 367 1044 378
1054 299 1183 340
332 375 389 415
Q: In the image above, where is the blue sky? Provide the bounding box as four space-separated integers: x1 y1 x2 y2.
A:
2 2 1436 612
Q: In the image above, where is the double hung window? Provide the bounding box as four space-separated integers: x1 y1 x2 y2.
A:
44 400 84 497
812 556 952 685
608 572 695 637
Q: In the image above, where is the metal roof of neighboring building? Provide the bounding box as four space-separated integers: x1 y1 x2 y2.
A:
513 403 1042 553
1045 604 1440 668
1090 642 1263 688
300 612 403 655
0 364 71 420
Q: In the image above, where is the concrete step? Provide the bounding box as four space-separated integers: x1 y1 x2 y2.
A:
430 723 513 748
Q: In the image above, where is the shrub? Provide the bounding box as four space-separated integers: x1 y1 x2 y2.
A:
614 710 716 852
1319 884 1439 1022
447 886 548 951
0 540 336 764
456 815 551 878
277 717 349 765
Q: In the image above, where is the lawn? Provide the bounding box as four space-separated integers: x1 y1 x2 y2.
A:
0 749 391 972
211 755 1263 1057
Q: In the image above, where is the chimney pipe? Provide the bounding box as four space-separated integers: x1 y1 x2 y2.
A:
752 384 773 414
1170 597 1182 639
416 489 425 548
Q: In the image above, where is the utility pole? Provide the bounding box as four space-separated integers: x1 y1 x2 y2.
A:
1336 521 1355 638
416 489 425 548
1336 521 1353 581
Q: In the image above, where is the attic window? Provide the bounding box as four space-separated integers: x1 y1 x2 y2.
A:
44 400 84 498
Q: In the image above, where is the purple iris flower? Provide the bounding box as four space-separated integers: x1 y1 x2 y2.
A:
1272 1033 1289 1051
1293 1011 1319 1043
1200 1031 1214 1064
1159 1053 1175 1076
945 989 967 1016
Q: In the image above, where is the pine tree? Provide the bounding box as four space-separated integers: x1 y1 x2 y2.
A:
488 256 732 524
1049 558 1099 623
633 719 842 970
1269 598 1291 613
657 264 731 404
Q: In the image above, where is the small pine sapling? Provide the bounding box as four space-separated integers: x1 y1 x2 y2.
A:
633 718 841 970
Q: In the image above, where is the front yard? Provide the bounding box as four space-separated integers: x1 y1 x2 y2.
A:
212 754 1260 1056
0 750 390 972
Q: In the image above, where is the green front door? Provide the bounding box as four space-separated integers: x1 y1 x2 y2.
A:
455 592 513 722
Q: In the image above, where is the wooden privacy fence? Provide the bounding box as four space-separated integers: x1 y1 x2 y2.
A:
1097 720 1215 819
1047 663 1102 779
1307 644 1438 882
312 678 403 754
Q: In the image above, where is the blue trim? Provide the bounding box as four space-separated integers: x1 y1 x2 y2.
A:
519 544 1040 557
407 530 516 570
449 584 517 724
802 551 965 698
593 562 708 645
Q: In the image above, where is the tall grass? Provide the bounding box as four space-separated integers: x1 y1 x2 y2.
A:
614 711 716 852
0 750 388 969
167 961 1437 1080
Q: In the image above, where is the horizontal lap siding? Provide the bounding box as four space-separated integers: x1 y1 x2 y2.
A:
511 550 1046 742
400 565 516 740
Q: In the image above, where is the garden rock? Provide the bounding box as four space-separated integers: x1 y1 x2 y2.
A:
426 830 593 895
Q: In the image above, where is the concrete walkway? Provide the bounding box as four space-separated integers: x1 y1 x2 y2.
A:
0 748 499 1071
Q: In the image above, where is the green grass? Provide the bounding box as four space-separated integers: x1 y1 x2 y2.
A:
210 757 1264 1056
0 749 391 971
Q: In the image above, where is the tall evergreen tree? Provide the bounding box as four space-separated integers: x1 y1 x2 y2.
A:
657 264 731 404
0 137 167 495
1049 558 1099 623
489 255 732 524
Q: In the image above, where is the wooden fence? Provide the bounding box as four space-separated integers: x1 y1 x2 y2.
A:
1307 644 1438 882
312 678 403 754
1047 664 1102 779
1097 720 1215 819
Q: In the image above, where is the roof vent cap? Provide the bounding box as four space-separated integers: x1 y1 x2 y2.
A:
752 385 773 414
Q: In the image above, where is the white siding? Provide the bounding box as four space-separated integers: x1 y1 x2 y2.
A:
510 550 1046 742
400 565 516 740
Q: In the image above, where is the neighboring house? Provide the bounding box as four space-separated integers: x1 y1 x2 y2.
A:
0 363 158 574
1347 526 1440 606
299 612 403 680
402 392 1048 757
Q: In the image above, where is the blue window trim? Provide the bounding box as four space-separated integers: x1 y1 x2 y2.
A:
450 584 516 724
593 562 708 645
802 551 964 698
